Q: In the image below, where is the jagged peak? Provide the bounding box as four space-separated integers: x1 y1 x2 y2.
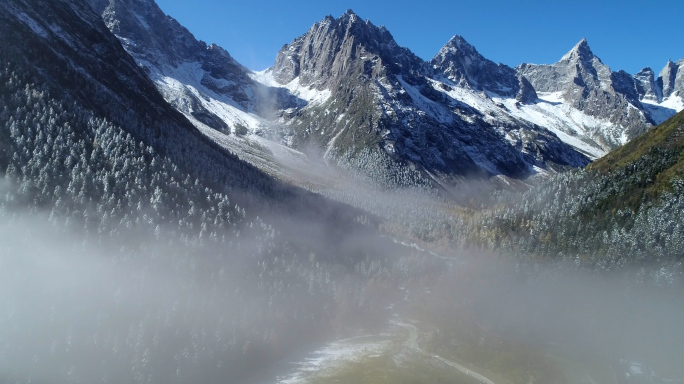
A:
560 38 596 63
339 8 360 23
436 35 479 59
662 59 680 70
659 60 678 77
635 67 654 76
444 35 477 52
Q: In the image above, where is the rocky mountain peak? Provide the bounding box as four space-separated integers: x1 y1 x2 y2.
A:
340 8 358 20
272 10 423 88
560 38 598 63
637 67 655 77
85 0 269 130
658 59 681 98
634 67 662 102
444 35 475 51
518 38 652 144
431 35 521 98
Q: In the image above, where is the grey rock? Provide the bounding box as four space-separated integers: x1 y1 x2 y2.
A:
516 75 538 104
657 59 684 99
85 0 298 127
634 67 662 102
518 39 652 147
430 35 519 98
273 11 589 184
273 9 424 90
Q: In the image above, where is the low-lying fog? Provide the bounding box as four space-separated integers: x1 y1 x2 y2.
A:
2 205 683 384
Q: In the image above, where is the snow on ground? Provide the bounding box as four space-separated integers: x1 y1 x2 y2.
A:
279 335 392 384
429 78 608 159
641 95 683 124
396 76 453 124
493 92 610 159
191 116 313 184
250 69 331 105
145 61 265 133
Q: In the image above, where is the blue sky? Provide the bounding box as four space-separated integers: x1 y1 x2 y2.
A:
155 0 683 75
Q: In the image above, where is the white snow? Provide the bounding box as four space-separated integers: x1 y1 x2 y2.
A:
641 95 683 125
429 77 609 159
250 69 331 105
493 92 613 159
280 335 391 384
142 61 265 135
396 76 453 124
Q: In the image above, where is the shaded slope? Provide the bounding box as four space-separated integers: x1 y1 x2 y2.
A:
270 10 590 186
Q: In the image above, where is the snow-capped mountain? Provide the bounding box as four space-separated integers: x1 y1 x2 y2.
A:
85 0 684 189
637 59 684 125
517 39 653 148
86 0 305 135
266 11 589 186
430 35 537 104
0 0 283 198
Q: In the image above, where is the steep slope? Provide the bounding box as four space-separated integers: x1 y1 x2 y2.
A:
86 0 303 135
266 11 589 187
634 67 662 102
657 59 684 99
589 110 684 204
84 1 682 192
0 0 282 198
430 35 537 104
457 110 684 277
517 39 652 149
638 59 684 125
0 4 401 382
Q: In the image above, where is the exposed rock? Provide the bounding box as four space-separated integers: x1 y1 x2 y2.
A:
634 67 662 102
430 35 519 97
518 39 652 147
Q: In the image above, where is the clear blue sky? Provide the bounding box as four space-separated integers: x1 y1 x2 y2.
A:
155 0 683 75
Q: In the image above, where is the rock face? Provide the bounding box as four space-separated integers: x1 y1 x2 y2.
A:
86 0 298 133
1 0 185 133
517 39 652 145
83 1 684 189
634 68 662 102
0 0 275 191
430 36 532 102
657 59 684 99
273 10 424 89
269 10 589 186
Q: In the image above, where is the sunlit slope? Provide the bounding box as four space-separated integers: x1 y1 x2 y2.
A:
587 109 684 210
588 112 684 197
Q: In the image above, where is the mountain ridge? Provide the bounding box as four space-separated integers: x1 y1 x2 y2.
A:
84 1 684 191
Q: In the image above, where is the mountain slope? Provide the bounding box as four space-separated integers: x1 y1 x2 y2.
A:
459 110 684 274
430 35 536 103
589 110 684 206
267 11 590 186
517 39 652 148
86 0 304 135
0 0 382 224
83 2 684 192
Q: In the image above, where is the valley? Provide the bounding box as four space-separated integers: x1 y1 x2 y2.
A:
1 0 683 383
